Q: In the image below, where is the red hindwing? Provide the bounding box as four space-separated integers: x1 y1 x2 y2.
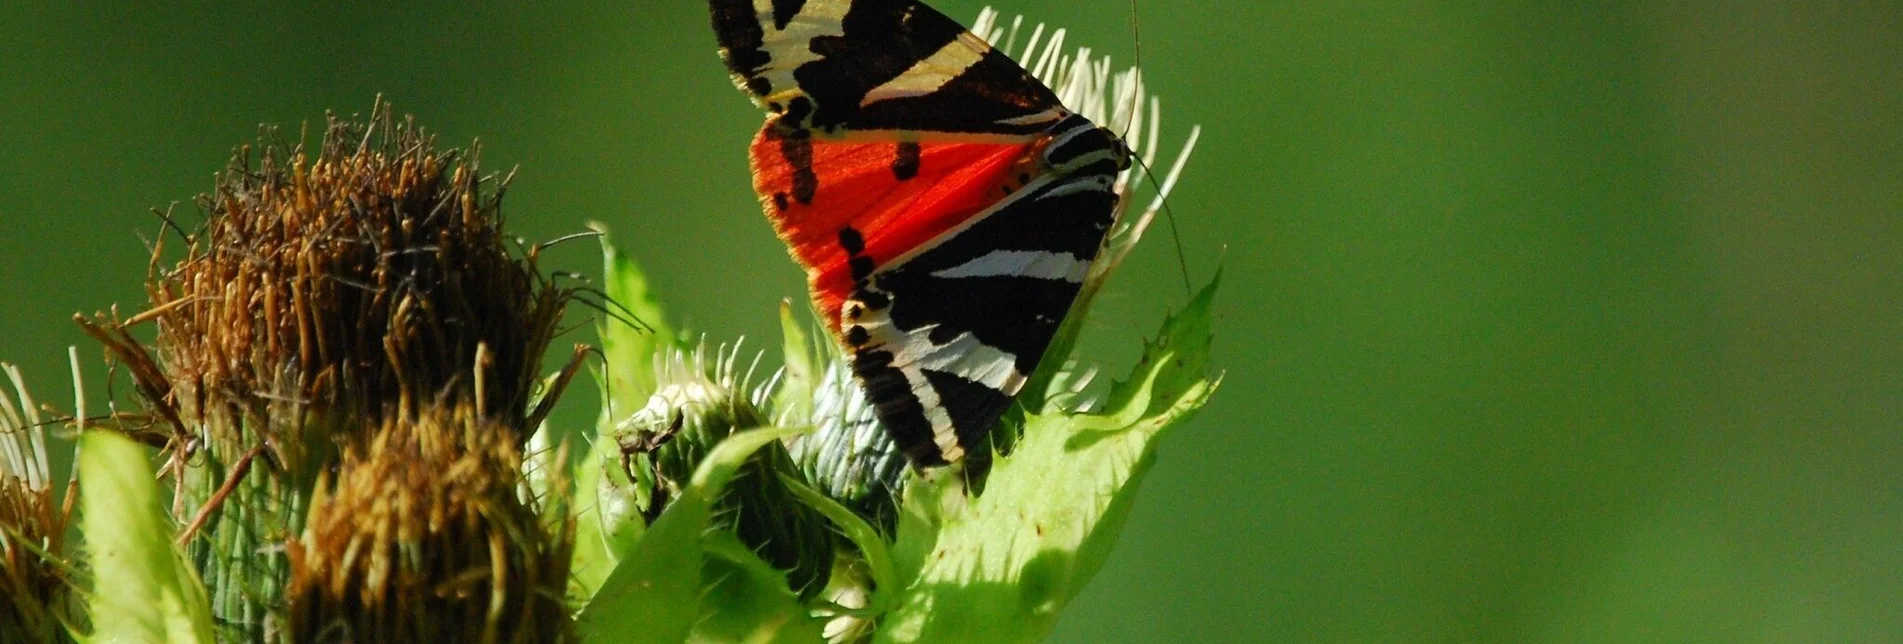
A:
749 133 1037 336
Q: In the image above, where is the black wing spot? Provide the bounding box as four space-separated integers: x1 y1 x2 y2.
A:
709 0 770 79
892 141 921 180
784 96 815 129
849 256 875 280
846 325 870 346
779 134 818 204
793 170 817 204
927 324 961 345
746 77 773 97
838 226 866 254
857 289 891 310
772 192 790 213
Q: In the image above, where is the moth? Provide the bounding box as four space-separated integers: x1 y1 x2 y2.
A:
709 0 1130 466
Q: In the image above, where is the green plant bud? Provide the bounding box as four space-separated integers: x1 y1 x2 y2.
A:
785 359 908 524
606 345 836 599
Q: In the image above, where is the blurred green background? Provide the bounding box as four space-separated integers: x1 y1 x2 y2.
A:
3 2 1898 641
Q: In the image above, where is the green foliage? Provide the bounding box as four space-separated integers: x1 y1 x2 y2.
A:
592 220 682 413
78 431 214 644
573 226 680 601
773 300 821 427
695 531 827 643
574 228 1221 642
877 276 1222 642
576 426 813 641
780 472 896 614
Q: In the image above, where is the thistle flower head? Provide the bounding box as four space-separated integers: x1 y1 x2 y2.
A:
285 401 574 643
786 359 906 515
70 101 582 641
605 341 835 598
611 341 769 512
85 99 569 458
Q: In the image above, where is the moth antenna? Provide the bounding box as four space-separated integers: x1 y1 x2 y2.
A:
1116 0 1144 144
1129 152 1194 297
1120 0 1194 298
532 228 605 254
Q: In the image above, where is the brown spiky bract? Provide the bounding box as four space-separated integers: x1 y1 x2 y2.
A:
107 102 566 448
73 101 579 641
0 487 68 643
1 366 79 643
287 403 573 643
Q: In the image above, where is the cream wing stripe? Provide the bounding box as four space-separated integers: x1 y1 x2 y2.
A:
749 0 847 99
930 249 1091 283
859 34 989 106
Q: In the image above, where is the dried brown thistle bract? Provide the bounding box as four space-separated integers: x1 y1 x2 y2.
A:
286 402 574 643
83 101 570 457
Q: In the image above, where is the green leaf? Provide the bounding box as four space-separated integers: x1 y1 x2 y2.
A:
1096 270 1223 427
575 223 676 605
878 275 1223 643
525 423 557 511
772 300 820 427
79 430 214 644
780 471 895 613
688 426 808 495
570 437 635 604
576 480 707 643
524 422 572 528
692 531 827 644
576 426 807 642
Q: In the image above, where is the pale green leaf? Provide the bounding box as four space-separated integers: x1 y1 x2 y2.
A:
574 224 675 605
575 482 707 643
688 426 808 494
569 438 635 604
772 300 820 427
691 531 827 644
878 276 1222 643
79 431 214 644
